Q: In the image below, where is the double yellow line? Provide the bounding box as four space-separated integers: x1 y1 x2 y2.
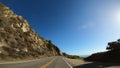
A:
41 58 56 68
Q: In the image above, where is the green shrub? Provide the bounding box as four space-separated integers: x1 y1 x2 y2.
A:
29 51 38 57
0 32 9 39
0 19 4 27
4 26 13 33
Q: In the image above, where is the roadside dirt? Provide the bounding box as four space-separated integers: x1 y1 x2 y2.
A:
65 58 120 68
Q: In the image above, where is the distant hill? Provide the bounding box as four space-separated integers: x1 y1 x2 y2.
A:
0 2 62 60
80 55 89 58
85 39 120 62
63 52 82 59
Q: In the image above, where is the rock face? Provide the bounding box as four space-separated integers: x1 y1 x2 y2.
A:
85 39 120 62
0 3 62 59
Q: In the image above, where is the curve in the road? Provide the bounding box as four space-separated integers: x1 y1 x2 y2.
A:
0 56 73 68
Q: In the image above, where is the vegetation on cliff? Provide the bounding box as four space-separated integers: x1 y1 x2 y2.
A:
0 2 62 60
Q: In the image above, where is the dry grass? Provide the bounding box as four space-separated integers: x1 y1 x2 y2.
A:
65 57 91 67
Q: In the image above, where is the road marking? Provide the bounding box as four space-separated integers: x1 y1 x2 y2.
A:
63 58 73 68
41 58 56 68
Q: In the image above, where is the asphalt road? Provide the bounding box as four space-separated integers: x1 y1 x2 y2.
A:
0 56 72 68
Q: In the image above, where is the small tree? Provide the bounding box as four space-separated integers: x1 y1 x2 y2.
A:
106 39 120 51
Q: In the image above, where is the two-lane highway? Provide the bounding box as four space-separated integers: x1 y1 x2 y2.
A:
0 56 72 68
42 56 72 68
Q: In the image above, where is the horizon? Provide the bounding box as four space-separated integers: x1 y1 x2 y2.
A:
1 0 120 55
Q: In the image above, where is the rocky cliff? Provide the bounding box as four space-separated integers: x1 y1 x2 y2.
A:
0 3 62 59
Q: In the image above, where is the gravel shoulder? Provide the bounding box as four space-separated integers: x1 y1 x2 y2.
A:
64 58 91 67
0 56 48 63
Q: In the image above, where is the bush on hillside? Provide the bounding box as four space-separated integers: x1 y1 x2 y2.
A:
106 39 120 51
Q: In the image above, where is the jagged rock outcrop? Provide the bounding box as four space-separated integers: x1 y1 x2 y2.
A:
0 3 62 59
85 39 120 62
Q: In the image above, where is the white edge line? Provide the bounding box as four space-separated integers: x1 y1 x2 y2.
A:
63 58 73 68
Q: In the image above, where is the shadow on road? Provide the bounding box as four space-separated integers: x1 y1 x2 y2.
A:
74 62 120 68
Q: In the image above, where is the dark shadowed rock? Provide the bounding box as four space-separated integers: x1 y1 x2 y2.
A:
85 39 120 62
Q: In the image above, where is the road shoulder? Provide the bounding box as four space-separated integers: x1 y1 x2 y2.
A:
64 57 91 67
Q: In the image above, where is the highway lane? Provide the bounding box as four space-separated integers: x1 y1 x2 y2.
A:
0 56 72 68
46 56 72 68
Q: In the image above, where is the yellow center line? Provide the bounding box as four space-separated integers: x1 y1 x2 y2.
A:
41 58 56 68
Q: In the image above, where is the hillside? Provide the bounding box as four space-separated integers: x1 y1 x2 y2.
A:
0 3 62 60
85 39 120 62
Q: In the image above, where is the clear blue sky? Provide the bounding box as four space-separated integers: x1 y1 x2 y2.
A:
1 0 120 55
